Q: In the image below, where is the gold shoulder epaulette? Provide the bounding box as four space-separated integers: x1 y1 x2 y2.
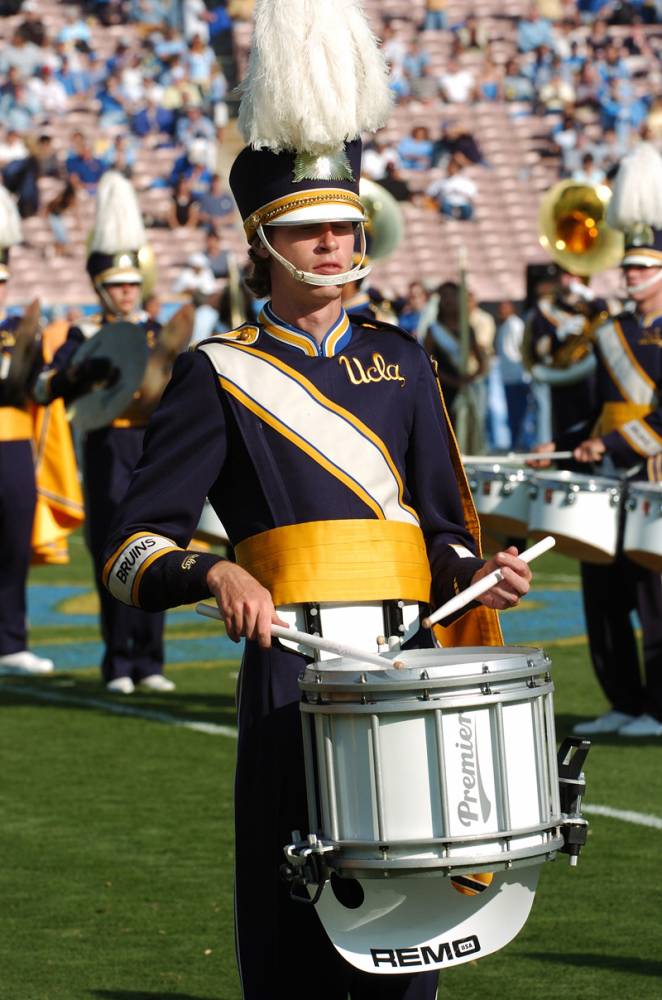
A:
197 324 260 348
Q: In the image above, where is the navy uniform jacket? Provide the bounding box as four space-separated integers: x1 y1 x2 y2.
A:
559 309 662 477
102 306 485 613
1 313 42 416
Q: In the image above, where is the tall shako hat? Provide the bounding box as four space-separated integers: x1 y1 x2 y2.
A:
0 185 22 282
607 143 662 273
87 171 146 290
230 0 393 287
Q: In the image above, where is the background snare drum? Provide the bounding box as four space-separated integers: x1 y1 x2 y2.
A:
466 464 531 536
624 482 662 572
528 471 621 564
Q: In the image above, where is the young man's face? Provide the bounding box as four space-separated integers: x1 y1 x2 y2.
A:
624 265 662 308
267 221 357 299
104 281 141 316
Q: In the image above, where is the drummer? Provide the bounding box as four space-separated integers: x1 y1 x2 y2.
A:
35 172 174 696
101 3 533 995
535 143 662 739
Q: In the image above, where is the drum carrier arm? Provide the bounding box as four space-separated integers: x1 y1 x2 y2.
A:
557 737 591 866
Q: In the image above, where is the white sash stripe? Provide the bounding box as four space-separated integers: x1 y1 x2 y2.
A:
620 419 662 457
597 321 656 406
200 342 418 524
108 534 177 605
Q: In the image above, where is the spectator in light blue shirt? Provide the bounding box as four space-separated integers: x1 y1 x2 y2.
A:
517 7 555 53
397 126 434 170
57 12 92 47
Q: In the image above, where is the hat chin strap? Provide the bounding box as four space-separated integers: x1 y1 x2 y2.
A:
257 223 372 287
626 268 662 295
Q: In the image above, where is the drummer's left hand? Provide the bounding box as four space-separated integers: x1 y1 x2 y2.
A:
471 547 532 610
574 437 606 463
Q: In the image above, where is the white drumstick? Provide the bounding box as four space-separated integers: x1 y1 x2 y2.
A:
422 536 556 629
196 603 402 669
462 452 574 464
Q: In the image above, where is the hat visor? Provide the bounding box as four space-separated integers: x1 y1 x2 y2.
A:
622 250 662 268
314 864 540 975
268 203 366 226
99 268 143 286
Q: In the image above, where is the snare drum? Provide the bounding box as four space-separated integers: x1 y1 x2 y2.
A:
528 471 621 564
624 482 662 572
298 646 562 878
465 464 530 535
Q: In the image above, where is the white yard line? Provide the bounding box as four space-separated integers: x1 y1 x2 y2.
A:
583 804 662 831
3 683 237 739
5 685 662 831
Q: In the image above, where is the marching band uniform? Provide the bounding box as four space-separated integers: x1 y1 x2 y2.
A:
0 187 54 674
103 299 502 999
101 0 507 986
557 144 662 738
37 172 171 694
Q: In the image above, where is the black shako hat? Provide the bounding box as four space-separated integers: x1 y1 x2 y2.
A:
229 138 366 243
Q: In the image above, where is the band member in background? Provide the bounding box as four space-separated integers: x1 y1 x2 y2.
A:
35 172 173 696
536 143 662 738
0 186 54 675
0 190 87 672
102 2 533 994
523 263 604 445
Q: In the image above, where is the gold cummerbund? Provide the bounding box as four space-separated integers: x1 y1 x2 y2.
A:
234 519 432 606
594 401 652 436
0 406 32 442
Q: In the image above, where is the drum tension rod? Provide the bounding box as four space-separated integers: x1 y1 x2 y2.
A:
557 737 591 866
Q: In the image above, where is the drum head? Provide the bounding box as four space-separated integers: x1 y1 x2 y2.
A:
66 322 149 432
314 865 540 975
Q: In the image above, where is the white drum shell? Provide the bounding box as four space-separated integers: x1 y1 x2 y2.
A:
300 647 562 878
624 482 662 572
465 464 530 535
528 471 621 564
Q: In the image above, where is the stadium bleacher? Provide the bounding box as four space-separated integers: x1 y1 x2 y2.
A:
1 0 661 307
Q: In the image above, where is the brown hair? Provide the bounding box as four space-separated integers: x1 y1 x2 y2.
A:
245 243 272 298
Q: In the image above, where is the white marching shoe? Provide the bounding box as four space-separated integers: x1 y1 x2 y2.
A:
0 650 55 675
618 713 662 737
572 710 635 736
138 674 176 693
106 677 135 695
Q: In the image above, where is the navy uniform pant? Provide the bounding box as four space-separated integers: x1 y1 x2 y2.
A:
234 640 439 1000
581 557 662 721
83 427 164 682
0 439 36 655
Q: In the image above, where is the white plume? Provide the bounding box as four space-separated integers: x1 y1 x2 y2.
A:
607 142 662 231
238 0 393 154
90 171 146 253
0 185 22 249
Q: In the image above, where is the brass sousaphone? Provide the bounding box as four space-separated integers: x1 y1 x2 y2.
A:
532 181 624 385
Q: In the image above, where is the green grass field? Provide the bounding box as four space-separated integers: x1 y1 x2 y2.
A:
1 538 661 1000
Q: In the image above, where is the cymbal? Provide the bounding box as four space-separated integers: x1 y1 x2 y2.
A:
67 321 149 433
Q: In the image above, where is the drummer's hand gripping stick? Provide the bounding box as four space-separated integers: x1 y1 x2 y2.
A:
422 536 556 629
196 603 404 669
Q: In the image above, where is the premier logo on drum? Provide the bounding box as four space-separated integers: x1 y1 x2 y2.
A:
456 713 492 827
370 935 481 968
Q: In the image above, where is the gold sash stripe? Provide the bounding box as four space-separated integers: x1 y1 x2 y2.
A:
0 406 33 441
235 519 432 606
594 401 652 436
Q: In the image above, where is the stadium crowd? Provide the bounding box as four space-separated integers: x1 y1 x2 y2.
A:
0 0 662 448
